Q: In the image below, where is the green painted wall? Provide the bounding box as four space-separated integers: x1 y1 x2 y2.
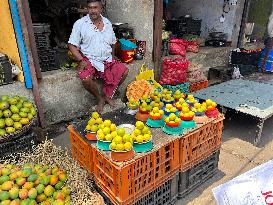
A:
248 0 272 38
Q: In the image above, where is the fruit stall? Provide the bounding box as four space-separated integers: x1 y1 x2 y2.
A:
68 83 225 205
0 95 39 158
0 95 106 205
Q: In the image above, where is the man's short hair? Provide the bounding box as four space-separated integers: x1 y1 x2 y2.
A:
87 0 102 4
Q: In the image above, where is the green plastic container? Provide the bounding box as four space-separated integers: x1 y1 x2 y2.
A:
181 120 196 129
146 118 165 128
162 83 190 94
162 124 184 135
133 140 153 153
97 140 111 151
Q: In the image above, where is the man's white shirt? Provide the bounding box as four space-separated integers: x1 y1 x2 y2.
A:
68 15 117 72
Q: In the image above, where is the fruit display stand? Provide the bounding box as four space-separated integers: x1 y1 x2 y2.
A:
98 173 179 205
68 108 224 205
68 125 94 174
92 134 180 205
179 115 224 171
178 149 220 199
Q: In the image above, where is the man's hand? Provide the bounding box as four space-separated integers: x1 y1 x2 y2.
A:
78 60 88 71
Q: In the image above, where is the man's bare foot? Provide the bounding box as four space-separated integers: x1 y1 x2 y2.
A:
104 96 115 107
96 98 105 113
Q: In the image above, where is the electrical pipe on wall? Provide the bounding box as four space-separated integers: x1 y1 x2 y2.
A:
9 0 33 89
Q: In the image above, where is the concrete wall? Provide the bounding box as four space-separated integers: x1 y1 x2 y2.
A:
170 0 244 42
0 0 24 82
1 57 153 126
106 0 154 54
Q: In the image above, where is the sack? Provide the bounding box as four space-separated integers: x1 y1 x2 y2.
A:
188 69 207 83
188 63 203 72
159 58 189 85
169 39 188 56
187 41 199 53
213 160 273 205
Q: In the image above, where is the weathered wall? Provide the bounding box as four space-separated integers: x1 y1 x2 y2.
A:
170 0 244 42
1 57 152 126
106 0 154 54
0 0 24 81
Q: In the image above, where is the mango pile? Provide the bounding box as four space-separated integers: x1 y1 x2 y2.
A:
109 127 134 152
0 95 36 137
0 164 70 205
131 121 152 143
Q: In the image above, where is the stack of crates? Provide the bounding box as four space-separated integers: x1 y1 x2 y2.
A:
68 113 224 205
0 54 13 86
166 17 202 38
33 23 56 72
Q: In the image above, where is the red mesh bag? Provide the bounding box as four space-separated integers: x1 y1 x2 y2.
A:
187 41 199 53
159 58 189 85
169 39 188 56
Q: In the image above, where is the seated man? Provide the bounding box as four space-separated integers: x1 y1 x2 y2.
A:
68 0 128 113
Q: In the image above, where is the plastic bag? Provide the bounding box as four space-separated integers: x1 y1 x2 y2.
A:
159 58 189 85
213 159 273 205
136 63 163 90
232 66 243 79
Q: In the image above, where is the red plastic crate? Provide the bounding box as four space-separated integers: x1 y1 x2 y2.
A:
68 125 94 174
190 80 209 92
93 137 180 205
180 115 224 171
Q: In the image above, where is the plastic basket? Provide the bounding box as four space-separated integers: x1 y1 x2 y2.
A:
134 173 179 205
68 125 94 174
189 80 208 93
119 39 137 50
97 173 179 205
0 116 37 143
178 150 220 198
179 115 224 171
133 141 153 153
162 83 190 94
93 138 180 205
0 131 38 158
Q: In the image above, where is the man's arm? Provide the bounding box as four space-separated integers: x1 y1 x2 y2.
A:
68 44 87 70
68 44 83 62
112 44 118 60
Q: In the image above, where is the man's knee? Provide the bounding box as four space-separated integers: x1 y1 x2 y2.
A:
81 77 91 86
81 77 97 88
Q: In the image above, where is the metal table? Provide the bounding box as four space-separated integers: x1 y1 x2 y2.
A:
194 79 273 145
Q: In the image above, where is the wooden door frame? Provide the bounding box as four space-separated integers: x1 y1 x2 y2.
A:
237 0 252 48
16 0 46 128
153 0 163 81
